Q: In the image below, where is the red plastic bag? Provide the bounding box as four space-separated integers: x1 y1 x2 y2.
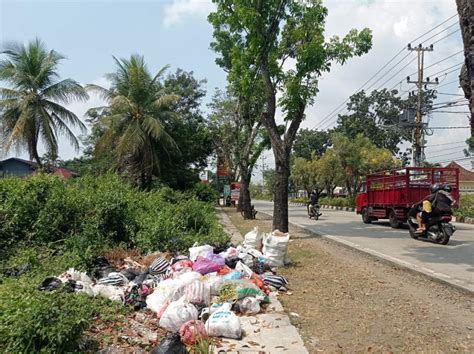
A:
179 320 207 345
171 260 193 273
192 256 222 275
217 265 232 276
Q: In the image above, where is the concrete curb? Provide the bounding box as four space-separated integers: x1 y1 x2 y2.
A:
215 207 309 353
258 210 473 294
288 202 355 212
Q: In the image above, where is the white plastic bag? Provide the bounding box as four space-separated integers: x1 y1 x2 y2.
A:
205 310 242 339
92 284 124 302
262 230 290 267
189 245 214 261
235 297 260 315
235 261 253 278
77 281 94 297
181 280 211 305
159 296 199 332
146 278 184 313
59 268 93 285
243 227 263 250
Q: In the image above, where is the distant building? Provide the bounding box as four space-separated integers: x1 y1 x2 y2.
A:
0 157 37 178
446 161 474 194
0 157 78 179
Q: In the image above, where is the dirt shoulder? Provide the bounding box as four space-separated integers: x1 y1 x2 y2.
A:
224 208 474 353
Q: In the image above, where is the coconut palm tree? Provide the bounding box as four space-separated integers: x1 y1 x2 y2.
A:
0 38 88 164
87 55 179 187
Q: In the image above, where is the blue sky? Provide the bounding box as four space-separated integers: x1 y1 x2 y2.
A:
0 0 471 170
0 0 226 92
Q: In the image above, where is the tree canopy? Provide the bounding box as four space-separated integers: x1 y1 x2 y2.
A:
209 0 373 231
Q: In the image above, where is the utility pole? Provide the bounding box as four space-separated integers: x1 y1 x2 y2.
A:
260 154 266 194
407 43 438 167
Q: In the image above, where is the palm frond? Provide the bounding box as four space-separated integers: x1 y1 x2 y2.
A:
43 100 87 133
154 94 180 109
85 83 113 101
42 78 89 104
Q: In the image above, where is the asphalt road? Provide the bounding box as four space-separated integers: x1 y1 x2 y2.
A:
254 200 474 292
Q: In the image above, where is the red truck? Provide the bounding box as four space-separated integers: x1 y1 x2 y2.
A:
356 167 460 228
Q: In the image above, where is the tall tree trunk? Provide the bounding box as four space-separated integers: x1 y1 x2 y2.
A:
272 151 290 232
240 173 253 219
457 0 474 143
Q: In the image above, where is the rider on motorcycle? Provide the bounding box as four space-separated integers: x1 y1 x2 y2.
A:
308 190 322 218
416 184 455 232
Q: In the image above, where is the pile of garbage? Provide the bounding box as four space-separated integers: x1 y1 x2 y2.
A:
38 227 290 350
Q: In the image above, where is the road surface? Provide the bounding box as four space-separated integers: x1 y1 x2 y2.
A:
254 200 474 292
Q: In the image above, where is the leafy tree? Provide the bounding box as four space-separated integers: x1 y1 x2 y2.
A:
209 0 372 231
334 89 409 154
160 69 214 189
86 55 179 187
331 133 400 197
316 149 344 197
293 129 331 159
291 156 321 197
0 38 88 164
209 88 269 218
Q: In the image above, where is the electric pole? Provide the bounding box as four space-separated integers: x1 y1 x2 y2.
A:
407 43 438 167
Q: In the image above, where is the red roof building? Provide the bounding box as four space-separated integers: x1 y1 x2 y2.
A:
446 161 474 194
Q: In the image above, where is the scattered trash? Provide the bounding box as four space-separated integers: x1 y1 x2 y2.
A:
38 277 63 291
38 233 290 348
234 297 261 315
262 230 290 267
159 296 199 332
206 310 242 339
179 320 207 345
151 333 187 354
243 227 263 251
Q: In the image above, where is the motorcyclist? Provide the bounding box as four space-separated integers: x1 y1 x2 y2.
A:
308 190 322 217
416 184 455 232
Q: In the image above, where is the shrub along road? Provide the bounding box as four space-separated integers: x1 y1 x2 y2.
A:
224 208 473 353
254 200 474 292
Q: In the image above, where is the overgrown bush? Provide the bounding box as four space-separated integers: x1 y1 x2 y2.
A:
456 194 474 220
0 174 229 259
191 181 219 203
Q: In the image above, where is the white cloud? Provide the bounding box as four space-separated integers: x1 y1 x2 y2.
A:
163 0 215 28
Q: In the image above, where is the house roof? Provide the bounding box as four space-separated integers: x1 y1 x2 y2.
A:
446 161 474 182
0 157 37 167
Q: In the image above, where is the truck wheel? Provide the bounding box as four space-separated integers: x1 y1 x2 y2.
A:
389 210 402 229
362 208 372 224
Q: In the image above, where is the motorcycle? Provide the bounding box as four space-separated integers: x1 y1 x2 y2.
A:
407 207 456 245
307 203 321 220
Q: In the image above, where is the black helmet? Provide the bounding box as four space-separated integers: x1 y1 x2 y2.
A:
442 184 452 192
430 184 442 193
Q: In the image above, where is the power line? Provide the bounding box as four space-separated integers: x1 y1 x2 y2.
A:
429 126 470 129
436 79 460 89
319 50 463 130
431 28 461 45
312 13 459 131
425 144 467 154
425 140 467 148
432 156 472 164
436 92 465 96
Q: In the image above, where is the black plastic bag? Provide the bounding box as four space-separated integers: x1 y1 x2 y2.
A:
225 256 241 269
150 334 187 354
120 268 139 281
38 277 63 291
